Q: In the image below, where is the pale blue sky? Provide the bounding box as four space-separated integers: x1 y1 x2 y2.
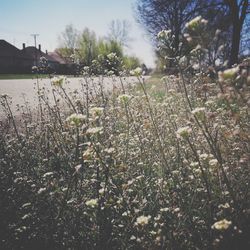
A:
0 0 155 67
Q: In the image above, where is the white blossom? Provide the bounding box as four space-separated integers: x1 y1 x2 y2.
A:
51 76 66 87
85 198 98 208
135 215 151 226
66 113 87 127
130 67 142 76
176 126 192 139
212 219 232 230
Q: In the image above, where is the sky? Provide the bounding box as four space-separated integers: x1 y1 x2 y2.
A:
0 0 156 67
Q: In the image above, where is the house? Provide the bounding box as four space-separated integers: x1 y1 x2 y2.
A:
22 44 62 73
48 51 74 74
0 40 72 74
0 40 32 73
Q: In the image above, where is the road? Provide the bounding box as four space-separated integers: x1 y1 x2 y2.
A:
0 76 144 118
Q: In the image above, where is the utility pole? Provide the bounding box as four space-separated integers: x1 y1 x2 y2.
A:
31 34 39 66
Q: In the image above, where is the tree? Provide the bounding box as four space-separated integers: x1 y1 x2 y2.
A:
240 16 250 56
136 0 249 68
136 0 219 51
224 0 249 66
56 24 142 75
58 24 79 58
77 28 98 65
106 19 132 47
96 39 124 75
136 0 236 69
123 55 141 70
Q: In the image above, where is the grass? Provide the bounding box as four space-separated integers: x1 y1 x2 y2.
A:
0 74 104 80
0 74 50 80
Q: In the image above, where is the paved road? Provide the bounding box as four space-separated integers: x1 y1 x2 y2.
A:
0 76 145 118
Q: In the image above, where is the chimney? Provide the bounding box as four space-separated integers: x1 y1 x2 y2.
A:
46 50 48 55
22 43 26 49
38 44 41 51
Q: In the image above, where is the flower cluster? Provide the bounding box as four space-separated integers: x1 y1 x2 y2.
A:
176 126 192 139
192 107 206 121
51 76 67 87
212 219 232 231
157 29 171 40
85 199 98 208
89 107 104 117
117 94 132 104
66 113 86 127
219 66 239 82
135 215 151 226
130 67 142 76
185 16 208 30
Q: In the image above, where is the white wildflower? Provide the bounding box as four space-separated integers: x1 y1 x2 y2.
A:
66 113 86 127
185 16 207 30
104 147 115 154
89 107 104 117
160 207 169 212
38 187 46 194
135 215 151 226
218 203 230 209
118 94 132 104
86 127 103 135
173 208 180 213
199 153 209 161
130 67 142 76
122 211 129 217
107 52 117 60
85 198 98 208
32 66 38 71
157 30 171 39
190 161 199 168
192 107 206 121
176 126 192 139
212 219 232 230
107 70 114 76
51 76 66 87
219 66 239 82
99 188 105 195
130 235 136 240
209 159 218 167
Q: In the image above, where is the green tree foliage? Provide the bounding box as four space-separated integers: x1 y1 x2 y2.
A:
123 55 141 70
76 28 98 65
97 39 123 58
57 24 142 74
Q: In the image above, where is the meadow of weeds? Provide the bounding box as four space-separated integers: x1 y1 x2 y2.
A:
1 18 250 250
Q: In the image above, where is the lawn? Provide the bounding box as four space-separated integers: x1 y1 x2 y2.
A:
0 74 50 80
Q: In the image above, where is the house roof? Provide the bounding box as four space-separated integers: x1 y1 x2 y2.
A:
22 46 58 63
0 39 28 58
48 52 67 64
0 40 68 65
